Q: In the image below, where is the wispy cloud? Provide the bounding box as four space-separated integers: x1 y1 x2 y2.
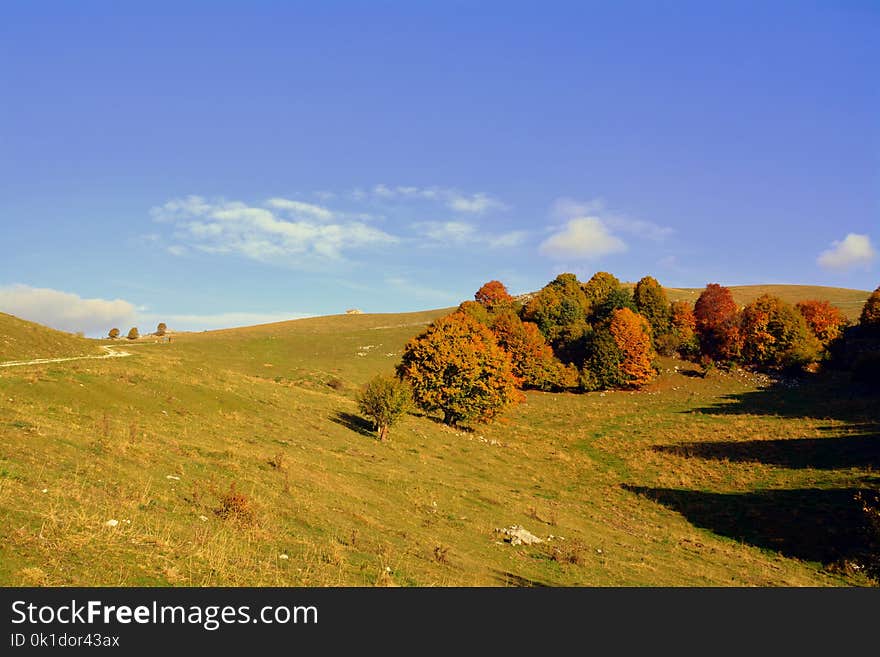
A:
414 221 527 249
553 197 673 241
817 233 876 271
151 195 398 266
365 184 506 214
384 276 460 303
0 284 136 335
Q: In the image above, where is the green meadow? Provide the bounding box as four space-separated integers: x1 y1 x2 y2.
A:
0 285 877 586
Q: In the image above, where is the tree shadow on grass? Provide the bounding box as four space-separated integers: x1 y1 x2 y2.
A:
655 433 880 470
622 484 874 565
491 569 554 587
330 412 376 439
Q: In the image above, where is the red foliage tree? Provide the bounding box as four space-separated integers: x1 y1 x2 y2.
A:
490 311 566 390
795 300 846 346
694 284 741 361
474 280 514 312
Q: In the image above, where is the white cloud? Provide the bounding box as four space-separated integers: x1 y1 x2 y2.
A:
0 284 136 335
151 196 398 266
415 222 527 249
539 217 627 260
817 233 876 271
553 197 672 241
166 245 188 256
365 185 505 214
266 197 334 221
384 277 459 303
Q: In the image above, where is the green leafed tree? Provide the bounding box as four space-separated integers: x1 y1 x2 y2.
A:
356 375 412 441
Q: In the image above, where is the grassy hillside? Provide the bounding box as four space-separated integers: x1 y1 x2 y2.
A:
1 303 876 587
0 312 101 362
635 284 871 320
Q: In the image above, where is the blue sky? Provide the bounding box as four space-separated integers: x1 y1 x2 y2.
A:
1 1 877 336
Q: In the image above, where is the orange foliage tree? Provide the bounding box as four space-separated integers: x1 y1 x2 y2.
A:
740 295 818 369
795 300 846 346
609 308 656 388
694 283 741 361
397 311 521 426
475 280 514 312
860 286 880 332
490 310 570 390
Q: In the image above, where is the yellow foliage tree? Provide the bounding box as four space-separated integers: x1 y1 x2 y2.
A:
609 308 656 388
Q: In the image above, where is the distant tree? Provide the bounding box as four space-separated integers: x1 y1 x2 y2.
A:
694 284 741 362
633 276 671 339
609 308 657 388
108 328 120 339
860 286 880 333
490 310 567 390
397 311 521 426
457 300 490 325
156 322 167 336
356 375 412 441
474 280 514 312
127 327 140 340
795 300 846 347
740 295 819 369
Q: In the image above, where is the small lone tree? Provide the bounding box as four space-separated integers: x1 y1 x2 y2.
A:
108 328 120 339
398 311 520 426
156 322 167 336
356 375 412 441
127 327 140 340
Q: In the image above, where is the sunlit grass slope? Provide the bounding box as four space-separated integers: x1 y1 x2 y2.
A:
0 294 876 587
0 313 100 362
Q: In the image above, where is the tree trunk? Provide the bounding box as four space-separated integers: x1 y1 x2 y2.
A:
379 424 389 441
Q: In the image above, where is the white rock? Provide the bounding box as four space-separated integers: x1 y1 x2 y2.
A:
279 554 289 560
198 515 208 522
105 519 119 527
166 475 180 480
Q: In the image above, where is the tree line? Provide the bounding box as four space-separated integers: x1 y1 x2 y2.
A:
358 274 880 438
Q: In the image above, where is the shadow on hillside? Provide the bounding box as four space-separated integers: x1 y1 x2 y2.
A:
330 412 376 439
656 433 880 470
622 484 874 565
491 570 554 587
691 377 879 423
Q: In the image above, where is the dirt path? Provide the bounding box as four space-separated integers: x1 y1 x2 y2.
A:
0 344 135 368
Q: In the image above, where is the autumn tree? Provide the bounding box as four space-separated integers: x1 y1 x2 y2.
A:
457 300 490 325
633 276 671 338
156 322 167 336
108 328 120 339
669 300 699 358
861 286 880 333
694 283 741 361
127 327 139 340
490 310 568 390
795 300 846 347
582 271 622 307
609 308 657 387
356 374 412 441
475 280 514 312
397 311 520 426
520 273 591 362
740 295 819 369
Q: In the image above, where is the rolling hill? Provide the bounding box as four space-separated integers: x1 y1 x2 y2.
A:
0 284 877 586
0 312 101 362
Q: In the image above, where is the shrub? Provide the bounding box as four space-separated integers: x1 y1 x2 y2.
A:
740 295 819 370
609 308 657 388
108 328 120 339
215 483 253 523
356 375 412 441
474 280 514 312
156 322 167 336
397 311 521 426
795 300 846 347
694 284 741 361
127 327 140 340
490 311 567 390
